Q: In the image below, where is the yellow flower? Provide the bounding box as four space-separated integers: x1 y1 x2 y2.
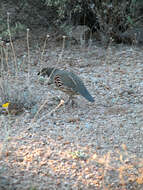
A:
2 102 24 115
2 102 10 108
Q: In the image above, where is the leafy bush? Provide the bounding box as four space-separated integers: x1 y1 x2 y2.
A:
1 0 143 44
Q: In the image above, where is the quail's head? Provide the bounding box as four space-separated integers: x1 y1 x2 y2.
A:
38 67 57 85
38 67 55 77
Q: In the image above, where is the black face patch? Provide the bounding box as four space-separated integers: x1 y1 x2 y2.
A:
38 67 55 77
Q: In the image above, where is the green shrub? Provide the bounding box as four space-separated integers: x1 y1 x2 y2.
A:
1 0 143 45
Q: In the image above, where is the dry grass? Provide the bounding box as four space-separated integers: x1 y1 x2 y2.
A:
0 15 143 190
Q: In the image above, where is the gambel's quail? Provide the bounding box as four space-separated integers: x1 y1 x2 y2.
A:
38 67 94 103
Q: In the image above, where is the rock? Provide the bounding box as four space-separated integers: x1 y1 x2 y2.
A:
70 25 91 45
0 176 16 190
119 27 143 45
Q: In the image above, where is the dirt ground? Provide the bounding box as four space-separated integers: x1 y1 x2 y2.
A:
0 33 143 190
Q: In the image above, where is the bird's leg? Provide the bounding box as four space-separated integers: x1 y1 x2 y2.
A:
65 96 71 105
65 96 77 107
71 97 77 107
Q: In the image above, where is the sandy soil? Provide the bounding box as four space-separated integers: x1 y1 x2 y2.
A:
0 37 143 189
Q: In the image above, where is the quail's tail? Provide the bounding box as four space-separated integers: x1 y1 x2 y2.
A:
78 86 95 102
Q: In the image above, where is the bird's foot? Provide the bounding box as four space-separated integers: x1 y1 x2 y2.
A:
65 98 78 108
